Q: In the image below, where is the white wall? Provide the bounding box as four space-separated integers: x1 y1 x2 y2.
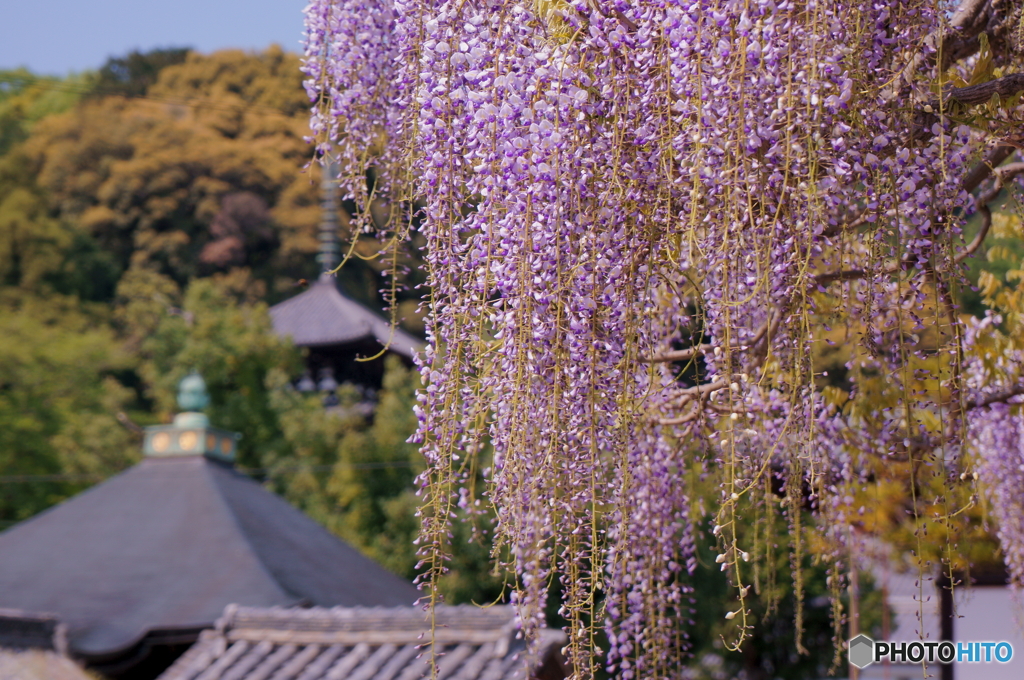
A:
950 586 1024 680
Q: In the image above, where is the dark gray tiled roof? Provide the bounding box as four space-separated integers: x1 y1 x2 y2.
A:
0 457 418 659
158 605 568 680
269 276 423 359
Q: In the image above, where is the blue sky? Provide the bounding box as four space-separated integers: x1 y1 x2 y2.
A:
1 0 307 75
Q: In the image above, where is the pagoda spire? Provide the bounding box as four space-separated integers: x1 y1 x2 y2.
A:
142 372 239 462
316 160 341 279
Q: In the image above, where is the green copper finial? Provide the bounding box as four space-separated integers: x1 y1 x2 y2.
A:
177 372 210 412
143 370 238 462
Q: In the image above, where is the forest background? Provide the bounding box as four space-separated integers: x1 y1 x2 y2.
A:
2 47 1020 679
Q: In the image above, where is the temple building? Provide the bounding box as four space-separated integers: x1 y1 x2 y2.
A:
269 163 422 406
0 374 418 679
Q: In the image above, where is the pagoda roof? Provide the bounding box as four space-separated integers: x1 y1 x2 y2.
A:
158 604 568 680
0 456 419 659
269 275 423 359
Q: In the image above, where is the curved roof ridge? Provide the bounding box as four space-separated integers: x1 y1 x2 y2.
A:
212 604 520 652
221 604 514 628
195 462 297 604
204 462 419 609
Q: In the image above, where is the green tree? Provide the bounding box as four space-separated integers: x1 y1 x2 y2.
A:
0 154 69 290
92 48 190 98
271 356 421 564
0 151 121 301
271 354 506 603
0 69 88 156
21 48 321 293
118 269 300 467
0 290 135 525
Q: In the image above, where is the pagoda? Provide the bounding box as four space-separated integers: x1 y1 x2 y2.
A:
269 163 422 405
0 374 418 679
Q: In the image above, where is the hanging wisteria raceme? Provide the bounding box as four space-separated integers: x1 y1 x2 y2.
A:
303 0 1024 675
967 314 1024 587
971 400 1024 579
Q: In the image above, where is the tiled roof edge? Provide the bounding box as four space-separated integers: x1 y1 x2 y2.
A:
0 609 67 655
217 605 516 645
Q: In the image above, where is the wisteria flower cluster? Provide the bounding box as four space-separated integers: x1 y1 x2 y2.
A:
303 0 1024 675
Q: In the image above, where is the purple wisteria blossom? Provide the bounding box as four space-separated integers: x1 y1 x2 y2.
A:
303 0 1024 675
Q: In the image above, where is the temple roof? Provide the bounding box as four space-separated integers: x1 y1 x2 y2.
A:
0 456 419 659
157 605 568 680
269 275 423 359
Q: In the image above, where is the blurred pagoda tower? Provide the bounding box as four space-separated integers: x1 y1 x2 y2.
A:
269 162 422 406
0 374 418 680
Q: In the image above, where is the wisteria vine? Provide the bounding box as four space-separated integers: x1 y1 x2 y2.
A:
303 0 1024 676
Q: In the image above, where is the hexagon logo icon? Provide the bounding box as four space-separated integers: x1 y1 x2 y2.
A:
848 634 875 669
